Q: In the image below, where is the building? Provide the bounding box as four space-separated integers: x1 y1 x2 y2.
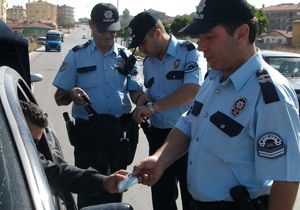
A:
292 20 300 47
263 3 300 31
0 0 7 22
12 22 54 37
26 0 57 27
261 30 293 45
7 5 26 23
145 8 173 23
57 4 74 27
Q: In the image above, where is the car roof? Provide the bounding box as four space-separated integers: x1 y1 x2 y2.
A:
0 20 31 86
261 50 300 58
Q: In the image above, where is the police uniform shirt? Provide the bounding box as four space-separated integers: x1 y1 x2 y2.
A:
53 40 143 120
175 50 300 201
143 36 207 128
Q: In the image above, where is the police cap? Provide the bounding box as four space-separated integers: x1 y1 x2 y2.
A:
127 12 158 49
179 0 254 35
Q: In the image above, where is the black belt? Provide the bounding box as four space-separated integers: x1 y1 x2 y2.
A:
191 195 268 210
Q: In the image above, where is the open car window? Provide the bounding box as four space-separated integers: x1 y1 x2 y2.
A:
266 57 300 77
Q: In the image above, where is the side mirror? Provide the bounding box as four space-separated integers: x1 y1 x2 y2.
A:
31 73 43 83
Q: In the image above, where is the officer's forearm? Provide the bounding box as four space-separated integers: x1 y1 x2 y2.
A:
155 128 190 170
54 89 73 106
153 83 199 112
268 181 299 210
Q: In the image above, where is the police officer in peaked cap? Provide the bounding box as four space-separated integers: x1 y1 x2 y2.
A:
52 3 143 208
127 11 207 210
133 0 300 210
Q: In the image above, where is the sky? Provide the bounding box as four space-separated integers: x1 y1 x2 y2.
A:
6 0 300 20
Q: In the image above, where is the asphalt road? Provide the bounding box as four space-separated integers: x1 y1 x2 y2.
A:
29 25 300 210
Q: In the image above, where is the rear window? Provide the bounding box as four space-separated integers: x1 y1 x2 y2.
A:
267 57 300 77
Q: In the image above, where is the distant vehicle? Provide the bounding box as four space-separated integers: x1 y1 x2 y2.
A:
37 36 46 45
262 50 300 106
45 30 61 52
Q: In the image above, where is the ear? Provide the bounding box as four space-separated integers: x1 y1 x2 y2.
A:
234 24 249 45
89 20 96 30
153 28 162 39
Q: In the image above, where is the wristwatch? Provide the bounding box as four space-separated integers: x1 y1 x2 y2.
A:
146 102 156 114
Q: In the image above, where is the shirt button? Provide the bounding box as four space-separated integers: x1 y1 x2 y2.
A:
203 113 208 118
196 137 199 142
215 88 221 94
220 124 226 129
189 161 192 165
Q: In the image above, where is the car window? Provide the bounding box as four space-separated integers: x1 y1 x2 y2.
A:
0 102 33 210
267 57 300 77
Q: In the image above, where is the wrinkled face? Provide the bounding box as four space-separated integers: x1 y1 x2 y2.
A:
89 20 117 51
196 25 238 71
138 29 161 57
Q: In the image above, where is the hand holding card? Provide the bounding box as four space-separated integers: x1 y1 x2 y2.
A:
118 173 139 193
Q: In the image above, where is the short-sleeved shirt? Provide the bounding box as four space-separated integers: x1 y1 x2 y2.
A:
53 40 143 120
175 50 300 201
143 36 207 128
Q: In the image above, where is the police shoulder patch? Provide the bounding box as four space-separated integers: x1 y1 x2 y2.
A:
72 40 91 52
181 41 196 51
257 133 286 159
256 68 280 104
59 62 68 72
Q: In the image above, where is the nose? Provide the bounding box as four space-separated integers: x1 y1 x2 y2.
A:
197 38 206 51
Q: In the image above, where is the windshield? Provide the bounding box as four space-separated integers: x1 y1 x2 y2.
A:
267 57 300 77
46 34 60 41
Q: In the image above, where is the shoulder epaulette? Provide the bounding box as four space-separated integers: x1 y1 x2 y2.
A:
72 40 91 52
181 41 196 51
256 68 280 104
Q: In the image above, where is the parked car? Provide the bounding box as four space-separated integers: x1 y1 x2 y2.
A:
0 20 133 210
261 50 300 105
37 36 46 45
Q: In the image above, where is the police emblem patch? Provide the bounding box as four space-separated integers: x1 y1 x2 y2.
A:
257 133 286 159
174 59 180 69
59 62 68 72
231 97 247 117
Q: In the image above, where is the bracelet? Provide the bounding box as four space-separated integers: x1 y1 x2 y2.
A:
146 102 156 114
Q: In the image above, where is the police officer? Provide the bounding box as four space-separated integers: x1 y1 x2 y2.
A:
133 0 300 210
127 12 207 210
52 3 143 208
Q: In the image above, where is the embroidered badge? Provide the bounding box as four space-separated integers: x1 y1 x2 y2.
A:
103 10 115 22
257 133 286 159
196 0 207 19
185 62 199 73
174 59 180 69
231 97 247 117
59 62 68 72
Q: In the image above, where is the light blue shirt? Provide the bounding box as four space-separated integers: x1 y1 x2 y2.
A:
175 50 300 201
143 36 207 128
53 40 143 120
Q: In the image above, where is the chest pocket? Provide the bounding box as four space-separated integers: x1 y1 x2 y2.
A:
209 111 244 137
166 71 184 80
77 65 97 88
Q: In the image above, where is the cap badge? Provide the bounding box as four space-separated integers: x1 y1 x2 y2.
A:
196 0 206 19
231 97 247 117
103 10 114 22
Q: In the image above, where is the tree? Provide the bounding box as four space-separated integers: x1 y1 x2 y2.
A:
162 21 171 34
122 8 130 20
254 8 269 36
170 15 193 37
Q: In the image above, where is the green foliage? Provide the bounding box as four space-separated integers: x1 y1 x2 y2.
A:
123 8 130 19
163 21 171 34
170 15 193 37
254 8 269 36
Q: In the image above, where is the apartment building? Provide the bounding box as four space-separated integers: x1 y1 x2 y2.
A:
7 6 26 23
0 0 7 22
57 4 74 26
263 3 300 31
26 0 57 27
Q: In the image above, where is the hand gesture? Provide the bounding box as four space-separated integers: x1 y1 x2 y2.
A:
103 169 128 193
132 155 164 187
69 87 89 105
